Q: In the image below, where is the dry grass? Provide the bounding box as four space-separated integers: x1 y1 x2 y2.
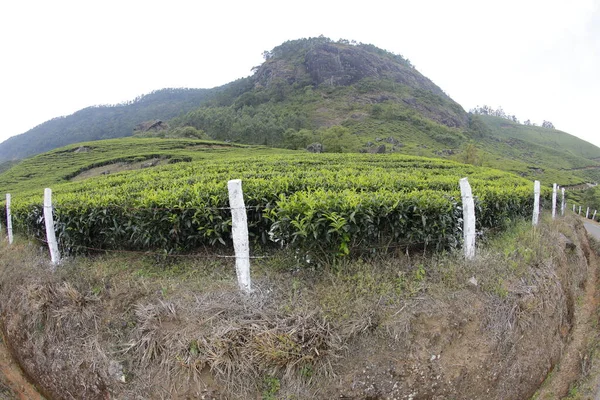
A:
0 215 593 399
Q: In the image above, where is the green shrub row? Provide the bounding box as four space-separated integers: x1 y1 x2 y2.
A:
5 154 548 257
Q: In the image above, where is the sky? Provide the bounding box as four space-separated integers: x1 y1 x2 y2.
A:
1 0 599 147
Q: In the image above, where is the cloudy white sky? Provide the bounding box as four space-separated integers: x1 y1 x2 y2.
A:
1 0 599 147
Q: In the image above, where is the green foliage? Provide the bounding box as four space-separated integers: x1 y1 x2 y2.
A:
460 143 482 166
165 126 209 140
282 129 314 150
0 88 217 162
0 138 265 195
171 101 313 146
262 375 281 400
319 126 360 153
467 114 491 137
570 186 600 212
1 146 547 259
458 115 600 185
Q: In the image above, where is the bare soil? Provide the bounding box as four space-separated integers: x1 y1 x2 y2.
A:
70 158 169 181
0 332 44 399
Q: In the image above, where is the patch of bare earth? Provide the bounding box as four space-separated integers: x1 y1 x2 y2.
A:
70 158 168 181
0 332 44 400
532 222 599 399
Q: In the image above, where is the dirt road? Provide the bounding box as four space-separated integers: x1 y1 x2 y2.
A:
0 333 44 400
584 220 600 241
580 218 600 400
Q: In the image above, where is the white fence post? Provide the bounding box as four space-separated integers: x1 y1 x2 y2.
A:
573 204 576 213
561 188 565 216
43 188 61 267
5 194 13 245
579 206 582 215
533 180 540 226
586 207 590 219
459 177 475 260
227 179 252 293
552 183 557 219
593 210 597 221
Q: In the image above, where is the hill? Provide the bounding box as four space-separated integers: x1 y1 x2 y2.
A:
471 115 600 185
0 37 471 163
169 37 470 150
480 114 600 160
0 138 281 195
0 137 592 400
2 36 600 188
0 88 217 162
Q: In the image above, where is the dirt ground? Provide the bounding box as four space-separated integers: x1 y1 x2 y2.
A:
0 333 44 400
0 216 597 399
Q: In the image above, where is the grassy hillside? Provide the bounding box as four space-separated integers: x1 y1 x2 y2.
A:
0 37 472 163
481 115 600 160
0 138 546 258
2 37 600 191
169 38 469 152
451 115 600 186
0 116 593 400
0 138 287 195
0 88 218 162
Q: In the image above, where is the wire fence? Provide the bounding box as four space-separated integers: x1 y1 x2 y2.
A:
3 178 596 293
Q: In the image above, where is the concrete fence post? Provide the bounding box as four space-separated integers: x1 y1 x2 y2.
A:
43 188 61 267
227 179 252 293
561 188 565 216
5 194 13 245
579 206 582 215
533 180 540 226
459 177 475 260
586 207 590 219
552 183 557 219
593 210 597 221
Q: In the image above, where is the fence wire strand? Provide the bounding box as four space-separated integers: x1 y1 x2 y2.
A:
32 237 271 259
53 204 268 213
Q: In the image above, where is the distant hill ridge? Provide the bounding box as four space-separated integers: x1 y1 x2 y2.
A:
0 88 216 162
0 37 470 161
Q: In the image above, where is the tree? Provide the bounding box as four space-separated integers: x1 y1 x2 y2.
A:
319 126 360 153
283 129 314 149
467 114 490 137
460 142 482 166
542 120 555 129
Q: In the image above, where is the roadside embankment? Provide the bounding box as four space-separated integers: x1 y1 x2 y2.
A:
0 215 596 399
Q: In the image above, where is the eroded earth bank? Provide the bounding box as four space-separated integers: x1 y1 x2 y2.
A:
0 215 598 399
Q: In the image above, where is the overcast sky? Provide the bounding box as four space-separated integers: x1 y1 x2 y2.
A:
1 0 599 147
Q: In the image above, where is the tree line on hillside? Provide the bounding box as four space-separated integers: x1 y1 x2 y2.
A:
469 105 554 129
261 36 414 69
0 88 217 162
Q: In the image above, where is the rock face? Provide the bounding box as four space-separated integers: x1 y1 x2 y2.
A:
134 120 169 133
303 43 444 98
306 143 323 153
252 38 468 129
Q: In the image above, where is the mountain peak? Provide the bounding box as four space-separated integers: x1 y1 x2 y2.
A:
251 37 466 128
255 38 439 92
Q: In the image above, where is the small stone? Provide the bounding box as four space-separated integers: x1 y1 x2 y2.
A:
468 276 478 286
